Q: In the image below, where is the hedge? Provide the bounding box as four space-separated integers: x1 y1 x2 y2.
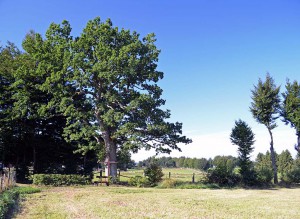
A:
32 174 89 186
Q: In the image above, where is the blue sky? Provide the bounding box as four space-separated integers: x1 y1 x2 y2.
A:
1 0 300 160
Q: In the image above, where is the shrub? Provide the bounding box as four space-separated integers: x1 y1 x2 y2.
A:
32 174 89 186
255 167 273 185
207 168 240 186
128 176 150 187
0 189 18 218
287 166 300 183
144 163 164 186
0 186 40 218
158 178 177 188
254 152 273 185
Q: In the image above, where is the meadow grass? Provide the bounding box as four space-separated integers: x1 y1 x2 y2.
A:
93 168 207 183
13 185 300 219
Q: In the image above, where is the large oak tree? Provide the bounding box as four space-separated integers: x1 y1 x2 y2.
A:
25 18 191 177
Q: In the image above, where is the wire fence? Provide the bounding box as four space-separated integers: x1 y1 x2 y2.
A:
92 169 208 184
119 170 207 183
0 167 16 193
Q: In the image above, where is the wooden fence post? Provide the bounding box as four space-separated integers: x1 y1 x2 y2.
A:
169 172 171 179
192 173 195 183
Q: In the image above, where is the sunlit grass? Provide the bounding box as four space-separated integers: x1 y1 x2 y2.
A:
92 168 207 183
14 186 300 219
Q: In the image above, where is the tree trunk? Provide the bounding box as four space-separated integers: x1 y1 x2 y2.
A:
103 133 118 178
268 128 278 184
96 113 118 178
296 132 300 154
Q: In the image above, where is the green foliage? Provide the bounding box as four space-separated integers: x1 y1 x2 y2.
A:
230 119 255 185
1 18 192 178
255 152 273 184
0 189 18 219
158 178 178 188
128 176 150 187
144 163 164 186
250 74 281 130
281 80 300 152
286 157 300 183
207 156 240 186
207 168 240 186
250 74 280 183
117 149 135 170
32 174 89 186
139 156 212 170
157 179 219 189
277 150 293 182
0 186 40 218
13 186 41 194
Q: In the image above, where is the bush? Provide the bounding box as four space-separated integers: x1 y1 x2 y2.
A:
128 176 150 187
255 167 273 185
158 178 177 188
0 190 18 218
144 163 164 186
32 174 89 186
207 168 240 186
0 186 40 218
157 180 220 189
287 166 300 183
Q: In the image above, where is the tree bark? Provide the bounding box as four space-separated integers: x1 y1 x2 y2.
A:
103 136 118 178
296 132 300 154
268 128 278 184
95 112 118 178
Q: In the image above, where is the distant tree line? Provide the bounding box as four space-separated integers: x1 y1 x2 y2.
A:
138 155 237 171
139 148 300 186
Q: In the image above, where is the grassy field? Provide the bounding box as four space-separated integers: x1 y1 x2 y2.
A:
13 186 300 219
93 168 206 183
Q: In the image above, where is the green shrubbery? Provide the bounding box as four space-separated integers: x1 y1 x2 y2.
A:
128 176 150 187
0 186 40 218
129 163 164 187
158 179 220 189
287 166 300 183
207 156 240 186
32 174 89 186
0 189 18 218
144 163 164 186
158 178 177 188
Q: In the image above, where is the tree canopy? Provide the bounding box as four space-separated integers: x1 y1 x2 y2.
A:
250 74 280 184
230 119 255 185
0 17 191 178
281 80 300 153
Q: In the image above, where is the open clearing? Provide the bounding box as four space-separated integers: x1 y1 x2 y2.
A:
14 186 300 219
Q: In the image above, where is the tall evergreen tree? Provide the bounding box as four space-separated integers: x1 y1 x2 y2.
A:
230 119 255 185
250 74 280 183
281 80 300 153
255 151 274 184
277 149 293 181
